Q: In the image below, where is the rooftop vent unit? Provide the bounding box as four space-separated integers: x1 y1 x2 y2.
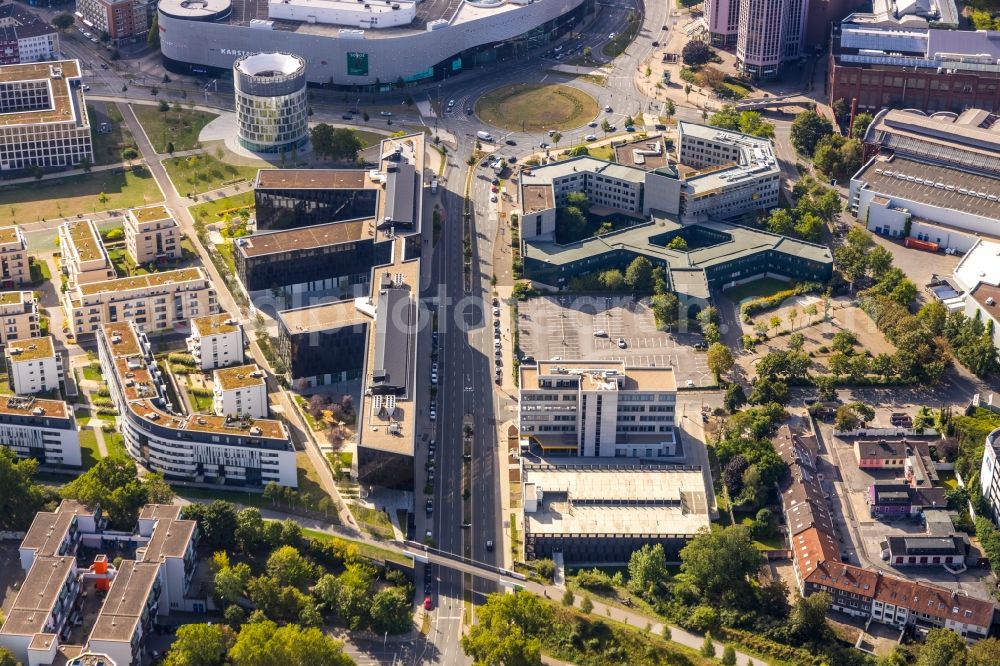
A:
250 426 262 435
987 297 997 306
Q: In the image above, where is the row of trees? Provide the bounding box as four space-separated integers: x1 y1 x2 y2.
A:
164 618 353 666
310 124 363 161
709 106 775 139
762 176 841 243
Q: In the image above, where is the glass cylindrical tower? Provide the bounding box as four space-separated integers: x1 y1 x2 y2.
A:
233 52 308 154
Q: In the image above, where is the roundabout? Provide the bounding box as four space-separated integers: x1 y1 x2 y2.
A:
474 83 599 132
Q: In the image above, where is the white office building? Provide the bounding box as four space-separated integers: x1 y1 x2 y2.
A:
185 314 244 370
518 360 677 458
100 321 296 487
0 394 79 467
213 363 268 419
5 335 62 395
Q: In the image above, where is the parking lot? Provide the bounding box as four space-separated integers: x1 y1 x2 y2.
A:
517 295 712 386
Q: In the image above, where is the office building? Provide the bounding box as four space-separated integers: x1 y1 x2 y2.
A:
519 360 677 458
252 169 380 232
213 363 268 419
980 427 1000 524
776 426 995 639
233 53 308 154
0 290 40 344
75 0 152 45
735 0 808 78
185 314 244 371
157 0 591 86
99 321 296 487
276 301 368 390
704 0 740 47
63 267 219 337
0 394 79 466
0 224 28 285
59 219 116 288
522 463 711 563
829 15 1000 114
5 335 62 395
0 4 59 64
0 60 93 171
124 205 181 265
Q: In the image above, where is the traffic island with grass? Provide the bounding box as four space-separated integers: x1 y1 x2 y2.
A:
475 83 599 132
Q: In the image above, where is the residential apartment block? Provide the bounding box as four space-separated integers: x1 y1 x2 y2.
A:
0 4 59 64
213 363 268 419
100 321 296 487
5 335 62 395
0 225 28 285
0 60 93 171
59 219 116 288
0 500 201 666
776 426 995 639
0 290 40 344
125 205 181 265
75 0 152 45
979 427 1000 524
0 394 79 466
63 268 219 337
519 360 677 458
854 439 909 469
185 314 244 371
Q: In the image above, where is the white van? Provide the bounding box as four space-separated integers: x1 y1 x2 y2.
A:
477 130 494 142
593 330 607 337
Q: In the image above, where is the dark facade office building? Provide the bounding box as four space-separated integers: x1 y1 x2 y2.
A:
253 169 379 231
277 306 369 390
234 219 392 295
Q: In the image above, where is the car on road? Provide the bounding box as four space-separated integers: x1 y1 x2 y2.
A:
605 105 613 112
490 194 498 202
539 141 549 149
492 177 500 185
466 108 473 115
608 32 616 39
430 372 438 385
617 337 627 348
686 379 695 388
585 134 597 141
100 63 109 70
693 342 708 351
492 298 499 307
495 339 502 349
495 376 502 385
486 540 494 552
380 111 392 116
448 99 455 106
429 409 436 421
424 596 434 610
625 125 635 132
652 41 660 47
82 85 90 91
492 306 500 316
83 32 92 38
426 499 433 514
505 139 516 146
508 155 517 163
424 581 433 594
588 121 598 127
429 439 436 455
90 37 99 43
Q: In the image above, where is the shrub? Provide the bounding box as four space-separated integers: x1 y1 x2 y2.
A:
740 282 823 318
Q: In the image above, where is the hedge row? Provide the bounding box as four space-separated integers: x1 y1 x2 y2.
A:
740 282 823 318
720 628 817 666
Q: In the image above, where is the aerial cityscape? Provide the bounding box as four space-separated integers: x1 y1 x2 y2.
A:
0 0 999 664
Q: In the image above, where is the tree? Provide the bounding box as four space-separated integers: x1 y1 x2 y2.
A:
0 649 19 666
866 245 893 281
266 545 316 589
550 131 562 146
916 628 967 666
722 645 737 666
851 112 874 139
183 500 238 547
765 208 795 236
147 13 160 49
684 83 692 100
679 526 762 602
601 118 612 133
166 141 175 155
723 455 749 497
790 592 832 643
600 269 625 291
794 213 825 242
967 638 1000 666
627 543 669 596
370 587 412 634
665 99 675 119
724 383 747 412
234 508 265 552
213 562 251 605
790 110 833 156
706 343 734 381
695 66 725 91
682 40 712 66
582 46 592 59
579 595 593 614
333 562 377 630
224 604 246 628
229 620 352 666
461 591 549 665
310 123 335 159
624 256 653 292
748 377 789 405
122 147 139 161
666 235 688 250
62 455 148 529
158 99 170 112
53 13 75 31
561 589 575 606
831 98 850 122
700 633 716 658
651 292 679 331
163 623 233 666
813 134 863 181
0 447 55 531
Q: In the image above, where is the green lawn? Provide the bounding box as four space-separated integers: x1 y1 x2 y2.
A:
723 277 792 303
215 243 236 275
938 470 959 491
133 105 218 153
475 83 599 132
0 168 162 225
80 428 101 468
588 144 615 161
350 130 388 148
163 153 262 196
348 503 395 540
190 191 255 222
187 389 213 412
104 431 127 458
82 365 103 382
301 528 410 565
90 103 136 166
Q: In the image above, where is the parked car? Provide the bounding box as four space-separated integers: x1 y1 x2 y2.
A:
380 111 392 116
424 596 434 610
617 337 627 348
486 540 494 551
505 138 517 146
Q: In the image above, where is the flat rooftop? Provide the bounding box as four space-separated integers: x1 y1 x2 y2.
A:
523 464 710 537
521 156 648 187
0 290 28 306
140 518 195 562
89 560 161 643
255 168 369 190
520 360 677 392
857 154 1000 220
0 60 86 128
6 334 55 361
214 363 265 391
0 394 69 419
278 299 370 335
868 108 1000 164
237 218 372 257
21 500 91 556
191 313 240 337
521 184 554 213
0 556 75 636
65 219 106 263
139 504 182 521
970 281 1000 322
129 204 172 224
0 225 23 245
78 268 207 297
614 136 670 170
